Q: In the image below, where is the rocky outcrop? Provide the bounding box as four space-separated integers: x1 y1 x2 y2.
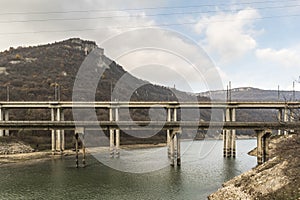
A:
208 134 300 200
0 141 34 154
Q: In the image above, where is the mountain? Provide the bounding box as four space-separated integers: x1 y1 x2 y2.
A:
200 87 300 101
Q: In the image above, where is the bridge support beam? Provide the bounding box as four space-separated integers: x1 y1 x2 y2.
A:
223 108 236 157
169 128 181 167
256 129 272 165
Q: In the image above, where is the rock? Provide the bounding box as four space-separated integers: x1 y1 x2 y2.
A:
0 141 34 155
208 134 300 200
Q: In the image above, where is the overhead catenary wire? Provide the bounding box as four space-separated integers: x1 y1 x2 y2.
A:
0 4 300 24
0 13 299 36
0 0 299 15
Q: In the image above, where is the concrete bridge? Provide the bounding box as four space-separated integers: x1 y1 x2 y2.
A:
0 101 299 166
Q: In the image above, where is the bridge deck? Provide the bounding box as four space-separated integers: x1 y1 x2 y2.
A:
0 101 299 109
0 121 299 130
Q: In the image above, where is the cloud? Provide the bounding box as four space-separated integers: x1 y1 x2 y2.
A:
105 28 224 92
194 7 260 63
256 48 300 68
0 0 160 51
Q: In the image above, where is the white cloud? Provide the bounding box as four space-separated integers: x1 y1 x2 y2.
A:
0 0 159 51
194 7 260 63
256 48 300 68
106 28 225 92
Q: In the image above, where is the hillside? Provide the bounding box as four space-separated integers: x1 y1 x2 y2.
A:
200 87 300 101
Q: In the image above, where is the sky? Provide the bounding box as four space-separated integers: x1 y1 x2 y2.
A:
0 0 300 93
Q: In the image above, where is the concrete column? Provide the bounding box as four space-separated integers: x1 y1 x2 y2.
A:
256 130 263 165
109 108 115 157
51 108 56 155
82 144 86 167
231 108 236 157
225 108 231 157
170 133 175 167
4 109 9 136
60 109 65 151
222 109 226 156
167 108 171 158
0 108 3 137
290 109 295 133
277 109 282 135
173 108 177 122
75 132 79 168
256 130 271 165
115 108 120 157
283 108 288 135
176 132 181 166
109 129 115 157
263 132 271 162
223 129 227 157
56 108 61 153
75 127 84 168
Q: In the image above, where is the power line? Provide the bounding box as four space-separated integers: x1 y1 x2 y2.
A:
0 4 299 24
0 13 299 36
0 0 299 16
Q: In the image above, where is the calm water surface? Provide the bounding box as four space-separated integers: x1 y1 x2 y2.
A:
0 140 256 200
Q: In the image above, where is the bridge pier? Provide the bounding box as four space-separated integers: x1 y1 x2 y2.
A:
0 108 10 137
284 108 288 135
256 129 272 165
109 107 120 158
277 109 282 135
51 107 64 155
167 107 177 159
223 108 236 157
0 107 3 137
75 127 85 168
169 128 181 167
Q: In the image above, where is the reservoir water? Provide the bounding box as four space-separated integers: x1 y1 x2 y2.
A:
0 140 256 200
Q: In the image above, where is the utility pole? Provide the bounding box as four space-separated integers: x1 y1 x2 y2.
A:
278 85 280 101
293 81 295 101
229 81 232 102
6 86 9 101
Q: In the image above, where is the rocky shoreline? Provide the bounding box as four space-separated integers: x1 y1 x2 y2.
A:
0 140 34 155
208 134 300 200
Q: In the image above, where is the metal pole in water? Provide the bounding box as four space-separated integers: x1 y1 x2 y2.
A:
75 133 79 168
176 132 181 166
